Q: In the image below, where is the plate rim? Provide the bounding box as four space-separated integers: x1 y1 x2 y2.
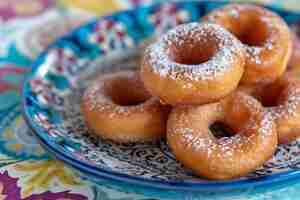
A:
21 0 300 192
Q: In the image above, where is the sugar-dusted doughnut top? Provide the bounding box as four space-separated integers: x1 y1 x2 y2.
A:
238 76 300 144
143 22 244 81
81 71 170 142
82 71 159 117
167 92 277 179
203 4 292 84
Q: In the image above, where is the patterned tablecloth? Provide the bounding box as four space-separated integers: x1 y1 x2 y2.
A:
0 0 300 200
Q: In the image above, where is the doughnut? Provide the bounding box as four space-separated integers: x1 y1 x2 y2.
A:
238 75 300 144
138 37 158 62
286 31 300 76
81 71 170 143
203 4 292 85
167 92 277 180
141 22 245 106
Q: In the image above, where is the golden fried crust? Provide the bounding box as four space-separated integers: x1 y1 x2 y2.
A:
167 92 277 180
81 71 170 143
238 75 300 144
203 4 292 85
141 23 245 106
286 31 300 76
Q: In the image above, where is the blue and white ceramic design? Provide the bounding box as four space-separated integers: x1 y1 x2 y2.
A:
22 1 300 199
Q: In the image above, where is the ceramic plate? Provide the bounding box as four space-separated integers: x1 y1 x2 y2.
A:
22 1 300 199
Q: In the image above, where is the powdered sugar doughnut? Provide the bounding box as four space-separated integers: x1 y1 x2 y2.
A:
239 75 300 144
203 4 292 85
141 22 245 106
286 31 300 77
81 71 170 143
167 92 277 180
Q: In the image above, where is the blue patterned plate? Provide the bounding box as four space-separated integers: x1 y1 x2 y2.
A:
22 1 300 199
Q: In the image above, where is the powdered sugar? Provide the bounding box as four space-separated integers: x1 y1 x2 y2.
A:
84 80 131 116
143 22 244 81
240 94 275 137
83 71 149 117
169 93 275 160
271 86 300 120
245 46 262 65
228 8 239 18
258 112 275 136
173 126 257 159
242 93 262 112
203 4 285 67
245 37 276 66
260 16 277 29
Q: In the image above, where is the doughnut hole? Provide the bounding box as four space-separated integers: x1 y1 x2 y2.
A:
168 36 218 65
237 19 270 47
258 85 283 107
247 80 287 107
103 76 152 106
209 121 235 138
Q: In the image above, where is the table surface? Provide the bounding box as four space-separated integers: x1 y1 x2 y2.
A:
0 0 300 200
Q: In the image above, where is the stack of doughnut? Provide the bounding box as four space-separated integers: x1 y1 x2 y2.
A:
81 4 300 180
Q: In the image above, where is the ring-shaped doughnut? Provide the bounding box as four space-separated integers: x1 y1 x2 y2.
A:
203 4 292 85
81 71 170 143
167 92 277 180
141 22 245 105
238 75 300 144
286 31 300 76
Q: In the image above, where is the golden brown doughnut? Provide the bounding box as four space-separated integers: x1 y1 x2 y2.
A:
238 75 300 144
141 22 245 106
203 4 292 85
81 71 170 143
286 31 300 76
167 92 277 180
